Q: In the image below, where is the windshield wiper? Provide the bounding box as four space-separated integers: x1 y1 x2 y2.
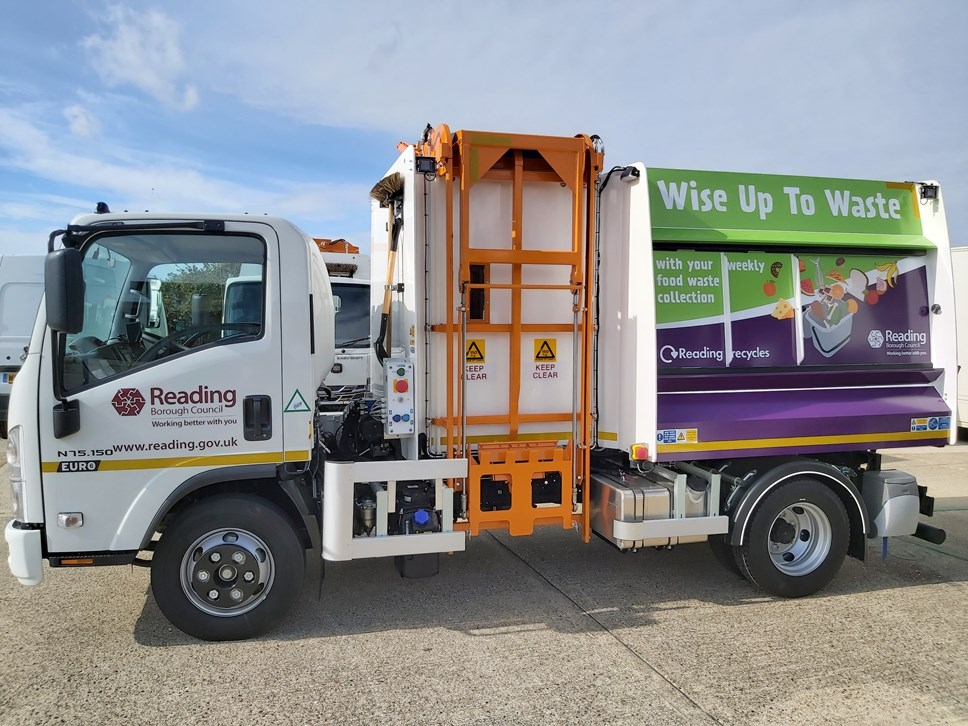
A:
336 336 370 348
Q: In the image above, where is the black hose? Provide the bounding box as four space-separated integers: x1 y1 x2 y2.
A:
373 208 403 365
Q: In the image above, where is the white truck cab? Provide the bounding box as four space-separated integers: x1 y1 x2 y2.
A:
317 241 370 407
5 214 335 631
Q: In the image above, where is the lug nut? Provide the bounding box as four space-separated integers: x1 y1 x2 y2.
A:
208 589 219 600
197 570 210 583
232 552 245 564
230 589 243 601
243 572 255 582
210 552 221 563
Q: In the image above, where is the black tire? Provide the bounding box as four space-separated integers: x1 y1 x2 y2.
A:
734 478 849 598
151 495 304 641
707 534 744 578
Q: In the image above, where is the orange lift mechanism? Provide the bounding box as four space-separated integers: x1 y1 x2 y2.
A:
418 125 603 541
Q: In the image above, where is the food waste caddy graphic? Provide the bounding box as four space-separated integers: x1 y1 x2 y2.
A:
799 253 929 362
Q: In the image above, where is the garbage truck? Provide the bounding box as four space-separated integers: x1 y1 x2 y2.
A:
315 238 370 407
4 125 955 640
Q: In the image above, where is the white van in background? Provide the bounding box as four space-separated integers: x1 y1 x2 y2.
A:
954 246 968 433
0 254 45 437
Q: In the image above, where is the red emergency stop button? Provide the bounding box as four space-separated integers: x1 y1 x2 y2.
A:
394 379 409 393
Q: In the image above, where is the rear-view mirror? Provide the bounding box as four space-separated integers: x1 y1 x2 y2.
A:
45 248 84 333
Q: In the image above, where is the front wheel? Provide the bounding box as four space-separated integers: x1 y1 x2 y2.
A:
151 495 305 640
735 478 849 598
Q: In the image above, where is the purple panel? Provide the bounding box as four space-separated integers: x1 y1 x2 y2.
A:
656 385 950 459
657 367 942 393
656 323 725 369
729 314 797 367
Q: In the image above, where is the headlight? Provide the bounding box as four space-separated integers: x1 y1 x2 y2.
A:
7 426 25 521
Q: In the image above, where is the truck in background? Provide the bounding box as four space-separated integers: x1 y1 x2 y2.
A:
0 255 45 438
314 239 370 408
220 239 371 410
954 246 967 432
3 125 955 640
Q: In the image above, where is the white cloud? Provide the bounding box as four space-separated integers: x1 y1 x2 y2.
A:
0 227 51 256
63 105 101 138
172 0 966 243
82 5 198 111
0 106 367 240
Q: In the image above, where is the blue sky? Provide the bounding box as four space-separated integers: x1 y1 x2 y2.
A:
1 1 966 255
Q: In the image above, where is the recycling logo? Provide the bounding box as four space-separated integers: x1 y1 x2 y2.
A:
659 345 678 364
112 388 146 416
867 330 884 349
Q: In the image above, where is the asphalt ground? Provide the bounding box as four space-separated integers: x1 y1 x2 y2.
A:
1 444 967 725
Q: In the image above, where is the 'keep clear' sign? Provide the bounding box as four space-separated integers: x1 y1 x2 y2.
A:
465 339 487 380
533 339 558 379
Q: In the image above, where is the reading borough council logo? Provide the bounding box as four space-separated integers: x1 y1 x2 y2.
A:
112 388 146 416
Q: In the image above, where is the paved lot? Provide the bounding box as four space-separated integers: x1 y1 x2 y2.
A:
2 445 967 725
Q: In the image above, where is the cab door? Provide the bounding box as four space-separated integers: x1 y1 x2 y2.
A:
38 222 285 555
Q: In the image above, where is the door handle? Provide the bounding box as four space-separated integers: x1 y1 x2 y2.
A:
243 395 272 441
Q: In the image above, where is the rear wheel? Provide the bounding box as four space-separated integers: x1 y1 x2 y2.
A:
735 478 849 598
151 495 304 640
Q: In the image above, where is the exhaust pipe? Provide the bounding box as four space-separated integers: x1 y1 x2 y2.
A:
912 522 946 545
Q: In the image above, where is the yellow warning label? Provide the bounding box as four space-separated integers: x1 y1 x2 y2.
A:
466 339 486 363
534 339 557 362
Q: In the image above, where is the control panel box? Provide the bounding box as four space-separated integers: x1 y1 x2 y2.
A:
384 359 415 438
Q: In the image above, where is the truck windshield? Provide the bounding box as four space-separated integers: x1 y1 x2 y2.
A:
61 232 265 393
333 282 369 348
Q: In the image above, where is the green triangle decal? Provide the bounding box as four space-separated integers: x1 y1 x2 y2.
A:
284 389 311 413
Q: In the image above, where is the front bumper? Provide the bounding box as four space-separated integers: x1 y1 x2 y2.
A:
5 520 43 585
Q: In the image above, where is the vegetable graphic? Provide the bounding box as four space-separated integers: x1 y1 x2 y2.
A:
763 280 777 297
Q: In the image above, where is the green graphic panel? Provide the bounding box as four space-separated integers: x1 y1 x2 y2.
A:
726 252 794 313
654 250 724 324
646 169 927 248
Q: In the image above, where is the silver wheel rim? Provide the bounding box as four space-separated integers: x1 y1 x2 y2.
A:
179 528 275 617
768 502 831 576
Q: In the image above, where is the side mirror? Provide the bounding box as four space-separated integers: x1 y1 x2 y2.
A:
46 248 84 333
333 294 342 314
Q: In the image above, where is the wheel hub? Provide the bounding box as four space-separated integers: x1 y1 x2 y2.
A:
181 529 274 617
770 518 797 545
767 502 832 576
